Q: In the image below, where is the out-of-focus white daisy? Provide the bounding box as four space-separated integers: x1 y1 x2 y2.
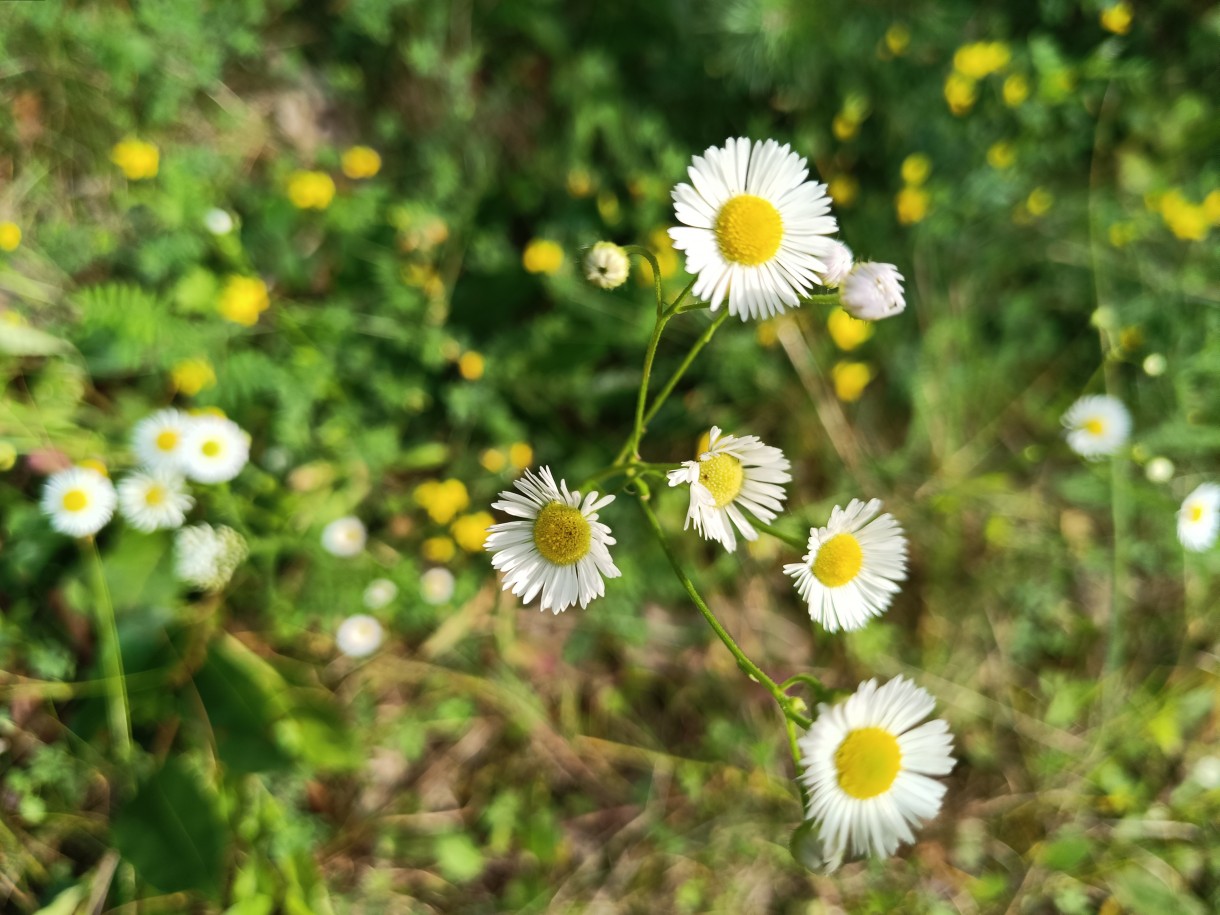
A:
362 577 398 609
132 409 193 472
421 567 456 604
799 676 955 870
485 466 620 613
669 137 838 321
1061 394 1130 460
174 523 248 590
322 516 367 557
821 240 854 289
203 208 235 235
117 469 194 532
784 499 907 632
584 242 630 290
180 415 249 483
839 262 906 320
336 614 384 658
1145 457 1174 484
666 426 790 552
41 467 117 537
1178 483 1220 553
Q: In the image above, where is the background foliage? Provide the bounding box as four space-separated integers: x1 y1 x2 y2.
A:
2 0 1219 912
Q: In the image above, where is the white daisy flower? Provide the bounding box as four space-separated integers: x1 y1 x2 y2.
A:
668 137 838 321
485 466 621 613
132 409 193 472
1061 394 1130 460
180 415 250 483
821 239 854 289
420 567 456 605
666 426 791 552
1178 483 1220 553
203 208 234 235
336 614 384 658
784 499 908 632
799 676 955 870
322 516 367 557
363 577 398 609
117 469 194 532
1145 457 1174 484
174 523 248 590
41 467 117 537
584 241 630 290
839 262 906 320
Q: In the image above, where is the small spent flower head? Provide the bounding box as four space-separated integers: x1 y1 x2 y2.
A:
840 262 905 320
336 614 384 658
175 523 248 590
322 516 367 557
583 242 630 289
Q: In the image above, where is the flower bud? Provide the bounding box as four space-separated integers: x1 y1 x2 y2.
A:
839 262 905 320
583 241 630 290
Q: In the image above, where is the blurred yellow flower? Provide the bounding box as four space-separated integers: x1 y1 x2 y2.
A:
458 351 485 380
111 138 159 180
755 320 779 348
827 174 859 208
341 146 381 179
944 72 977 115
1100 2 1132 34
415 479 469 524
636 228 679 284
79 459 109 478
0 441 16 472
832 114 859 141
1107 222 1137 247
597 190 621 225
827 307 875 351
900 154 931 186
1165 205 1209 241
481 448 506 472
172 357 216 396
451 511 493 552
218 275 270 326
1026 187 1055 217
986 141 1016 170
832 361 874 402
953 42 1010 79
0 222 20 251
523 239 564 275
1002 74 1030 107
508 442 533 471
287 170 336 209
884 23 911 56
422 536 456 563
896 186 930 224
1203 190 1220 224
567 168 594 197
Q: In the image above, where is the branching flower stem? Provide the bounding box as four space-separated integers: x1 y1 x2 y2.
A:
87 538 132 759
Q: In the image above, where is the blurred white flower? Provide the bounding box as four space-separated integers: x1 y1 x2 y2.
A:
420 567 456 604
1177 483 1220 553
1191 755 1220 789
839 262 906 320
174 523 248 590
132 409 192 473
363 577 398 609
180 415 249 483
1061 395 1130 460
821 239 854 288
1142 353 1167 377
41 467 117 537
336 614 384 658
117 469 193 532
583 242 630 289
203 208 235 235
322 516 367 557
1144 457 1174 484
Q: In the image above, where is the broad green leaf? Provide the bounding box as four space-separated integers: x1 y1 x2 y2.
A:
1108 864 1208 915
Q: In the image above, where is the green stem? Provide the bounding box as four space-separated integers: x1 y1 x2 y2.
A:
622 311 673 462
802 293 841 307
784 717 811 810
636 497 812 729
780 673 832 704
623 245 664 316
751 519 809 552
87 539 132 758
641 308 731 429
576 462 682 493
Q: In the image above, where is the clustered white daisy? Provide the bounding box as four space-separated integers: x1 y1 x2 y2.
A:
1061 394 1131 459
41 467 117 537
174 523 248 591
485 466 621 613
1178 483 1220 553
117 468 194 532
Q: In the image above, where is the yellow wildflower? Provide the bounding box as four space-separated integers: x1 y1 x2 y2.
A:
1108 222 1137 247
1002 74 1029 107
171 357 216 396
0 222 21 251
884 24 911 56
1165 205 1209 241
832 115 859 142
953 42 1010 80
79 459 109 478
944 72 977 115
508 442 533 471
597 190 621 225
827 174 859 208
1100 2 1132 34
832 361 874 402
451 512 493 553
901 154 931 186
111 138 159 180
1026 187 1055 217
287 170 336 210
218 275 270 326
422 536 456 563
896 186 931 225
480 448 507 473
635 228 679 285
827 307 875 352
567 168 594 197
522 239 564 275
415 479 469 524
341 146 381 180
756 320 779 348
458 351 485 380
0 441 16 472
986 142 1016 170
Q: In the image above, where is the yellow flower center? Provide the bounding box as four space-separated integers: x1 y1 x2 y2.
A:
835 727 903 799
156 430 179 451
144 485 166 507
715 194 783 266
532 501 591 565
812 533 864 587
698 453 745 508
201 439 222 458
1083 418 1105 436
1188 504 1204 523
62 489 88 512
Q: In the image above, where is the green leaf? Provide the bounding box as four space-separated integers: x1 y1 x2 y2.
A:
192 644 291 775
276 689 363 772
1040 831 1092 872
1108 864 1208 915
111 757 227 898
0 325 73 356
434 833 485 883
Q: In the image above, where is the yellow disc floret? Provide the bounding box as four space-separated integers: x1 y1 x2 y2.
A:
1083 418 1105 436
532 501 591 565
835 727 902 799
1189 504 1204 523
201 439 222 457
698 453 745 508
144 485 166 506
715 194 784 265
156 430 179 452
62 489 88 512
812 533 864 587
